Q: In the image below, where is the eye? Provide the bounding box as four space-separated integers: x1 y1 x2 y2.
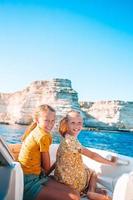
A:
44 119 48 122
71 122 75 124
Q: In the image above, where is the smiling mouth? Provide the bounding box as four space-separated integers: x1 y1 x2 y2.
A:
44 127 51 131
73 129 80 132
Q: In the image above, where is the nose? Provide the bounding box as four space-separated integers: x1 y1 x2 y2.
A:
48 120 54 127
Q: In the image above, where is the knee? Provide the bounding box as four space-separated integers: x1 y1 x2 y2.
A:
73 197 80 200
69 192 80 200
74 196 80 200
92 172 97 180
71 196 80 200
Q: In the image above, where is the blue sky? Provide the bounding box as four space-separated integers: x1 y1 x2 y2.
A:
0 0 133 101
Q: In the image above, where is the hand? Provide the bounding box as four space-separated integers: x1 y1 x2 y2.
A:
110 156 118 165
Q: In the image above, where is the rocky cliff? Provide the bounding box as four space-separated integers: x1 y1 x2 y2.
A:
80 101 133 131
0 78 133 131
0 79 81 129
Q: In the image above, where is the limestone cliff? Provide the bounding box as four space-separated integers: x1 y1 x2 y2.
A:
0 79 81 129
80 101 133 131
0 79 133 131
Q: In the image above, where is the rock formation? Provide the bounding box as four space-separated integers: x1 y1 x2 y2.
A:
0 79 81 129
80 101 133 131
0 78 133 131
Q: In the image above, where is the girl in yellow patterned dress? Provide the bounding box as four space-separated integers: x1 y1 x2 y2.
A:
54 110 117 200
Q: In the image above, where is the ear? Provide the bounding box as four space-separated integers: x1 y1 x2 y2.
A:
33 116 38 123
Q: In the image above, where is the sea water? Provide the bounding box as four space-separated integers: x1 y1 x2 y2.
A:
0 124 133 157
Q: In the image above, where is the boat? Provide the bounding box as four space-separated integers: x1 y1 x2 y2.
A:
0 136 23 200
0 135 133 200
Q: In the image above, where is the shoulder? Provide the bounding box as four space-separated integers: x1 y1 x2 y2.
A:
39 132 52 145
60 135 82 152
32 127 52 144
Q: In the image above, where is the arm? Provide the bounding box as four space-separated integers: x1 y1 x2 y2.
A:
81 147 116 166
40 135 54 174
41 152 51 174
46 162 56 176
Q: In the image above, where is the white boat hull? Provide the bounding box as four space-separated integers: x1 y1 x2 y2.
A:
50 144 133 200
0 137 23 200
0 137 133 200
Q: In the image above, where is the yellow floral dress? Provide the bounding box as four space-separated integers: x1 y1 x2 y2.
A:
54 134 90 193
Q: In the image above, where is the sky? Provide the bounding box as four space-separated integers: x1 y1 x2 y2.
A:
0 0 133 101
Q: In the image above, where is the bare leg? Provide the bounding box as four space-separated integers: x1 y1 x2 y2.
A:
88 172 97 192
89 173 107 195
87 192 112 200
96 188 107 195
36 178 80 200
87 173 111 200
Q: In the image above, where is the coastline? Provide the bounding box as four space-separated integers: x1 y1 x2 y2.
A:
0 122 133 134
82 127 133 133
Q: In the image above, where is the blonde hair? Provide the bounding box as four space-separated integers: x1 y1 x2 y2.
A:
21 104 55 141
59 110 82 137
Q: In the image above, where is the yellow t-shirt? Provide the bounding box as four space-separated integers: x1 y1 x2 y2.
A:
18 126 52 175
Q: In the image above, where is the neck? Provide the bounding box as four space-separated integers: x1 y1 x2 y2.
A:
65 133 76 138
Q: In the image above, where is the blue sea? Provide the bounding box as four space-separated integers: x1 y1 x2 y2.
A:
0 124 133 157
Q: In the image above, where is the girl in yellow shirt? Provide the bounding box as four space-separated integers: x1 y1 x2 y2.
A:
18 104 80 200
54 110 117 200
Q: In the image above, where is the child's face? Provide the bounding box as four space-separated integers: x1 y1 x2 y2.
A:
67 113 83 137
37 110 55 133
